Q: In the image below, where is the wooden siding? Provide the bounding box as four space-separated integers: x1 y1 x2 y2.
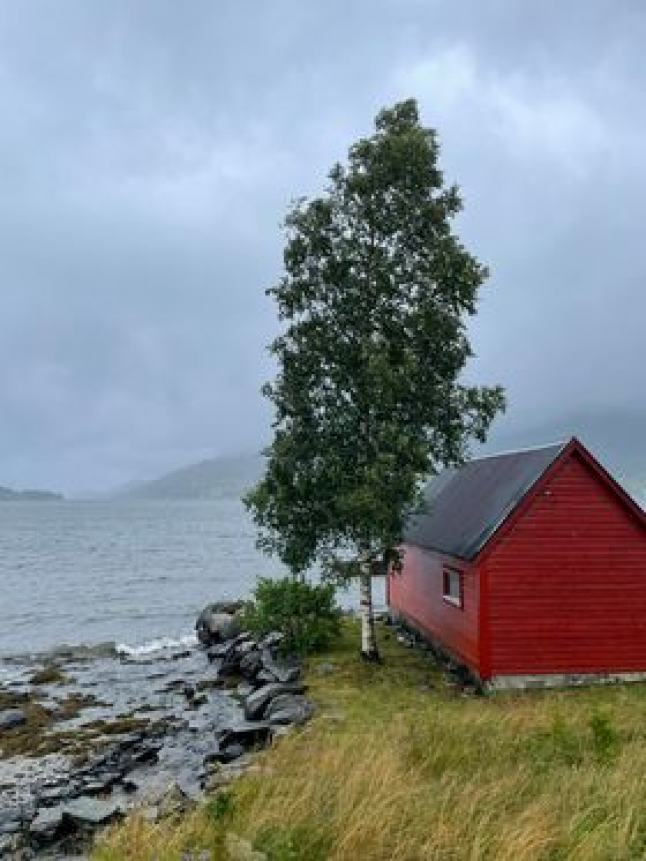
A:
389 545 480 672
485 450 646 677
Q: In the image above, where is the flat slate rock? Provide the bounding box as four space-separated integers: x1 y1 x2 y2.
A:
63 797 122 826
0 709 27 730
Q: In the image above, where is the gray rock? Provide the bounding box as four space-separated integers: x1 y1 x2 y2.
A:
196 605 242 645
316 662 336 675
218 722 272 749
239 650 263 679
0 708 27 730
260 649 301 684
243 682 305 720
255 669 277 685
29 805 64 837
63 797 122 826
236 681 255 698
259 631 284 651
266 695 314 726
157 782 191 820
211 742 246 763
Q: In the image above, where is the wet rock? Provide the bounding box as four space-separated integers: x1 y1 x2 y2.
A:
236 681 255 698
265 695 313 726
0 708 27 730
243 683 305 721
196 606 241 646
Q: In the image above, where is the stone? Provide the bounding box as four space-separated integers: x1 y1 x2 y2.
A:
207 642 234 661
217 722 272 749
239 650 263 679
259 631 284 651
265 695 314 726
196 605 242 646
0 708 27 730
157 782 191 820
29 805 64 838
63 797 122 826
260 649 301 684
255 669 277 685
316 662 336 676
243 683 305 720
236 681 255 698
225 832 268 861
210 742 246 764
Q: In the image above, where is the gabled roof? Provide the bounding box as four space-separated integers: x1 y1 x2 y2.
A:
404 439 615 561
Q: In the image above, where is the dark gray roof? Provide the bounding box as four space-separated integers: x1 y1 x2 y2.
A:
404 441 568 560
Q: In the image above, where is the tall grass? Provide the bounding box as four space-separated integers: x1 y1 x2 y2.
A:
95 621 646 860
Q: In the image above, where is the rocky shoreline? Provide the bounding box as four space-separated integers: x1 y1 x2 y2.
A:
0 603 314 859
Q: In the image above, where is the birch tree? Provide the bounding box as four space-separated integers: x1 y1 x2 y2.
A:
245 99 505 660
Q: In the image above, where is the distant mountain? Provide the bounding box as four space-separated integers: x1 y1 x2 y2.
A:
109 453 264 501
0 486 64 502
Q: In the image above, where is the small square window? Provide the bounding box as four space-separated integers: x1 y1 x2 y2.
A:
443 568 463 608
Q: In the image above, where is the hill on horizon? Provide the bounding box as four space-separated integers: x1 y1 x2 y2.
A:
103 408 646 507
107 453 264 501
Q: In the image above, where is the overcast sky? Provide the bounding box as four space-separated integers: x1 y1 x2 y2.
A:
0 1 644 493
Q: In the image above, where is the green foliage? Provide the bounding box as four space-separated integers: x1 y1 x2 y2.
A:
205 790 234 823
242 577 341 656
245 98 505 580
589 709 619 762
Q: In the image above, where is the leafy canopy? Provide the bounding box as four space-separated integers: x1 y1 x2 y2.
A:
245 99 505 574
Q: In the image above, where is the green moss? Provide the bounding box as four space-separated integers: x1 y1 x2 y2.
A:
29 665 69 685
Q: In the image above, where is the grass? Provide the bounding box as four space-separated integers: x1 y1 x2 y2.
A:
94 620 646 860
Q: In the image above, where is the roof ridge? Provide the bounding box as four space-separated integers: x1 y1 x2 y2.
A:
470 439 569 463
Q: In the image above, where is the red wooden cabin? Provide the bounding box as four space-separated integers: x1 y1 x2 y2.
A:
388 438 646 690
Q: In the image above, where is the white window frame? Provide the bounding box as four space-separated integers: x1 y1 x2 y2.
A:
442 567 463 608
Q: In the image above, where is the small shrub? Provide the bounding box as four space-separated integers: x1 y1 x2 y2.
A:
206 790 234 823
242 577 341 656
589 709 619 762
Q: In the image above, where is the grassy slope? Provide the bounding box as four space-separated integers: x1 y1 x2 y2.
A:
95 620 646 860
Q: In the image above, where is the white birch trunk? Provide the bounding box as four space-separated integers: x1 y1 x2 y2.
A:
359 566 379 660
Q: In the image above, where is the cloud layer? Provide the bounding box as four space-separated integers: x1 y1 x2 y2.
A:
0 1 644 492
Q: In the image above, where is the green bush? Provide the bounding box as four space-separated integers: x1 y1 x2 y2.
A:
242 577 341 656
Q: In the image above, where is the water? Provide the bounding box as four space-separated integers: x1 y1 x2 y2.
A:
0 498 287 657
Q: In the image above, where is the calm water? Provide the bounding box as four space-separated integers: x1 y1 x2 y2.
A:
0 498 288 656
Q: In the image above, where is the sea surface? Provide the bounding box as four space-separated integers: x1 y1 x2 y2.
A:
0 498 382 660
0 498 289 658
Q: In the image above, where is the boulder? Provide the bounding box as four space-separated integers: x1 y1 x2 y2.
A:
239 650 263 679
243 683 305 720
196 605 242 646
63 797 122 826
0 708 27 730
259 631 284 651
156 782 192 820
265 695 314 726
29 805 64 839
260 649 301 684
217 722 271 749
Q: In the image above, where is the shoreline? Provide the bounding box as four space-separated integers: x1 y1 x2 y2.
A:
0 605 314 858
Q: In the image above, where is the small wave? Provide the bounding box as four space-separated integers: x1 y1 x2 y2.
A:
115 632 198 659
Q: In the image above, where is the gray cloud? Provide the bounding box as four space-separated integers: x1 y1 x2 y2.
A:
0 1 644 492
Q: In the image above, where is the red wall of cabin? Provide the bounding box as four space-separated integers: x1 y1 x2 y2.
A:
389 545 480 674
484 450 646 677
